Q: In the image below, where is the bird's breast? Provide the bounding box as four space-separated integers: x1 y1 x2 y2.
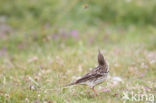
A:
94 74 108 85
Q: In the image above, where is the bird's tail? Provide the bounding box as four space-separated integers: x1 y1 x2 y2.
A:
64 82 76 87
98 50 106 65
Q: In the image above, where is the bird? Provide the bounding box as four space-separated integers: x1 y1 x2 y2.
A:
65 50 109 96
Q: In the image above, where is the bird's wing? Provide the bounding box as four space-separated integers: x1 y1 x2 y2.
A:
75 66 103 84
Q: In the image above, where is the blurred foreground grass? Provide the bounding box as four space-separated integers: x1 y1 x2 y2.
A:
0 25 156 103
0 0 156 103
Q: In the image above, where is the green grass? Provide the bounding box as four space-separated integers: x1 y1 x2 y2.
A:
0 0 156 102
0 25 156 103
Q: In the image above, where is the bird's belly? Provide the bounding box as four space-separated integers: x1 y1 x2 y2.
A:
94 76 107 85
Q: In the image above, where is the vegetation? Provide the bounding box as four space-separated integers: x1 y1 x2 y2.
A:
0 0 156 102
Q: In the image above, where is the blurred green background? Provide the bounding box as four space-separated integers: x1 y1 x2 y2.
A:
1 0 156 26
0 0 156 49
0 0 156 53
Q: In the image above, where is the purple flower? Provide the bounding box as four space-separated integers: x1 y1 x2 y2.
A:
70 30 79 40
103 89 111 93
140 73 145 78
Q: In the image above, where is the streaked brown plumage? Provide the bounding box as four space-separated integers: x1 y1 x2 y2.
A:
66 50 109 96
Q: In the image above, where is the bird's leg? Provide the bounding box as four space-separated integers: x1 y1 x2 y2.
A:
91 87 98 96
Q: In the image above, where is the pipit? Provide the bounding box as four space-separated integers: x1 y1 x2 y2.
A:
66 50 109 96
